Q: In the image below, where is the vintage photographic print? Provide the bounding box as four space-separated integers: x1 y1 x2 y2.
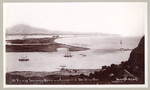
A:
3 2 147 87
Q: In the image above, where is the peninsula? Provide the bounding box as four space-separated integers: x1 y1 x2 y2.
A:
6 36 89 52
6 24 90 52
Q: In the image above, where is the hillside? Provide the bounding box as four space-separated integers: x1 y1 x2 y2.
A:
6 24 57 35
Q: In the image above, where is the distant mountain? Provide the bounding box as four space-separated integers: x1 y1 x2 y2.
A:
6 24 56 35
6 24 110 35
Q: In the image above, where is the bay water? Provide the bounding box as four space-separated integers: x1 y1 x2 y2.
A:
6 35 141 72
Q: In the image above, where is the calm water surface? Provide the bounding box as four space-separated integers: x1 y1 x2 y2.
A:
6 35 141 72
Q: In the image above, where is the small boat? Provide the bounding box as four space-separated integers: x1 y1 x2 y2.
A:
79 54 87 57
64 52 73 58
19 55 29 61
60 65 67 71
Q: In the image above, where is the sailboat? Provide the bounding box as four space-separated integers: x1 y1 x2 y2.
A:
64 52 73 58
19 55 29 61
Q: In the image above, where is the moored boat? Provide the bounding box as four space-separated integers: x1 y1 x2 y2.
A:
19 55 29 61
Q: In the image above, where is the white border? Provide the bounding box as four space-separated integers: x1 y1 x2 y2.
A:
3 2 148 88
144 2 148 88
3 2 6 88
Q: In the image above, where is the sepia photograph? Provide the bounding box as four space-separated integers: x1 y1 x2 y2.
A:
3 2 147 87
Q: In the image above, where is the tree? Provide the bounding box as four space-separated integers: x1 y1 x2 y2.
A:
80 73 85 79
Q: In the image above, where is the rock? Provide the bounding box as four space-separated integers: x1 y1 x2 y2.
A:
128 36 144 71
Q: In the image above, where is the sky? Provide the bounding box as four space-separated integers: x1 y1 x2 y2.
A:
4 2 147 36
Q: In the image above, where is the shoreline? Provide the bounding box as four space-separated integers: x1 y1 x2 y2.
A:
6 69 101 77
6 37 90 52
